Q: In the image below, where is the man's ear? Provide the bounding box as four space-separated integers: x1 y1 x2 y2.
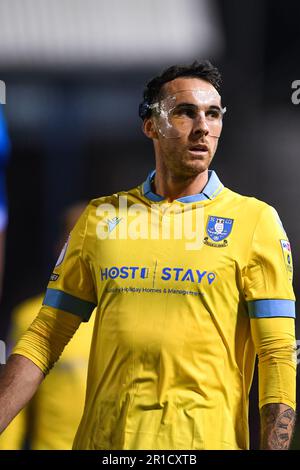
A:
142 118 158 139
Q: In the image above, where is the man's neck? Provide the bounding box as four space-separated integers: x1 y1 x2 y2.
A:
153 168 209 202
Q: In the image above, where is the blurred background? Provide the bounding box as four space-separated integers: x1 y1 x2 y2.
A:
0 0 299 449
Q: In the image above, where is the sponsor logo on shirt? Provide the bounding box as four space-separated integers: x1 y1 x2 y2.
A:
106 216 123 233
100 266 149 280
100 265 216 285
204 215 234 247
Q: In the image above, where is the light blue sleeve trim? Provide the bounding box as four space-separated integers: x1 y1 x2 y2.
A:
248 299 296 318
43 288 96 322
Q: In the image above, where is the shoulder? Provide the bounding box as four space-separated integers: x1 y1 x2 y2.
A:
86 186 141 214
222 187 286 236
222 187 274 216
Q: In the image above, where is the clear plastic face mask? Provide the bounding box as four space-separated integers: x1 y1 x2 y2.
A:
149 90 226 139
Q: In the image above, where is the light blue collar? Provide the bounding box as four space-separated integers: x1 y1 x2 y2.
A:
142 169 224 203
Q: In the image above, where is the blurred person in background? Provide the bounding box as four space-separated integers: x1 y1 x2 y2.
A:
0 105 10 300
0 60 296 450
0 202 94 450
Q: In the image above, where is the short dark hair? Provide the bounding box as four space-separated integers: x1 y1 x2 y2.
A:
139 60 222 120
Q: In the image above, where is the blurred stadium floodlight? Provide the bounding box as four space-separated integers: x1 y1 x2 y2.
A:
0 0 224 68
0 81 5 104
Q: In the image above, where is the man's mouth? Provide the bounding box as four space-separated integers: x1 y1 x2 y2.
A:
188 144 209 154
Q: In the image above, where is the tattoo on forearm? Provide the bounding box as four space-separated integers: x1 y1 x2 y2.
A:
260 404 296 450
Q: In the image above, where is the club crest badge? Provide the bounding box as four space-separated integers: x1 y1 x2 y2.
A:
204 216 234 247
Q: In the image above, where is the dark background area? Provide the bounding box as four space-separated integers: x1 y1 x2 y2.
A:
0 0 299 449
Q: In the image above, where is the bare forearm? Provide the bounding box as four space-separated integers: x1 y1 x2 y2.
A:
260 403 296 450
0 354 44 433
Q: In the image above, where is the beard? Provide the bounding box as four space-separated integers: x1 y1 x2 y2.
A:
165 149 213 179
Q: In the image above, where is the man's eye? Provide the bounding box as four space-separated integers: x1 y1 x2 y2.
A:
174 107 196 118
206 109 221 119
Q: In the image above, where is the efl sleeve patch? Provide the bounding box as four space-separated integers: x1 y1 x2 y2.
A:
280 239 293 282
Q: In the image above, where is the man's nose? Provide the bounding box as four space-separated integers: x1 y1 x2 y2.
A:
192 111 209 136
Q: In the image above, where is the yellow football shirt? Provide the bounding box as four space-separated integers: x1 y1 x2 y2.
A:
14 170 296 450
